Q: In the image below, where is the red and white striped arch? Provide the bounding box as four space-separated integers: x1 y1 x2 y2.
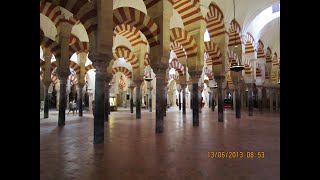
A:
228 19 242 47
40 35 61 58
115 45 132 52
256 64 262 77
52 0 97 35
46 61 80 75
144 53 150 66
40 1 63 27
113 24 147 47
266 47 272 63
244 32 255 54
272 52 279 67
69 41 89 57
143 0 161 9
112 66 132 79
51 69 78 86
257 40 265 58
265 70 270 79
169 59 185 76
243 57 252 75
204 67 214 80
204 41 222 66
226 70 233 86
271 72 277 82
168 0 203 27
169 74 180 82
69 60 80 75
113 47 139 69
227 50 238 65
170 41 187 60
118 77 126 89
113 7 160 47
84 64 94 75
40 1 80 29
206 3 225 38
170 28 197 58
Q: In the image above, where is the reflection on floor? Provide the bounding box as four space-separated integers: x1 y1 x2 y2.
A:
40 107 280 180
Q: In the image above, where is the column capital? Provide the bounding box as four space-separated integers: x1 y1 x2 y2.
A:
133 79 144 86
77 82 85 89
214 76 225 84
188 71 201 81
42 80 51 88
58 21 73 38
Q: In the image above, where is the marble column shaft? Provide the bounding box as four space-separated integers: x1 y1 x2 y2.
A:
58 78 68 126
210 87 215 112
163 86 168 117
130 86 134 113
43 82 50 119
104 81 110 121
90 54 108 144
156 76 164 133
216 76 225 122
192 83 199 126
235 86 241 118
135 81 143 119
178 90 181 110
182 86 186 115
265 87 270 111
247 84 253 116
77 84 84 117
148 87 153 112
257 86 263 112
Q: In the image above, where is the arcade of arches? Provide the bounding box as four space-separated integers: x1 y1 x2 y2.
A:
40 0 280 179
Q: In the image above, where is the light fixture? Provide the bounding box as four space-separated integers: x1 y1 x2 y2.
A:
230 0 244 72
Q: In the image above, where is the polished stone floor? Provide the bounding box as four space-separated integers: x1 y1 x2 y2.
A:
40 107 280 180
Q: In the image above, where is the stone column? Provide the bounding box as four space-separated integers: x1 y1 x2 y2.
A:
154 68 166 133
189 72 201 126
104 77 111 121
42 48 52 118
148 86 153 112
56 22 73 126
178 89 182 110
163 86 168 117
57 75 68 126
134 80 144 119
77 83 85 116
215 76 225 122
247 83 253 116
182 85 186 115
275 87 280 111
43 81 51 119
129 85 135 113
90 53 108 144
265 87 270 111
66 79 70 109
210 87 216 112
270 87 274 112
235 85 241 119
199 86 203 114
257 85 263 112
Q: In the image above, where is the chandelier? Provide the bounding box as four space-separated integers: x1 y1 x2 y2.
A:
230 0 244 72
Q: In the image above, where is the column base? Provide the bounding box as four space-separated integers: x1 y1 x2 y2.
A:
156 127 163 133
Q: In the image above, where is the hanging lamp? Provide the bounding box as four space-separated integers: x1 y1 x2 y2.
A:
230 0 244 72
